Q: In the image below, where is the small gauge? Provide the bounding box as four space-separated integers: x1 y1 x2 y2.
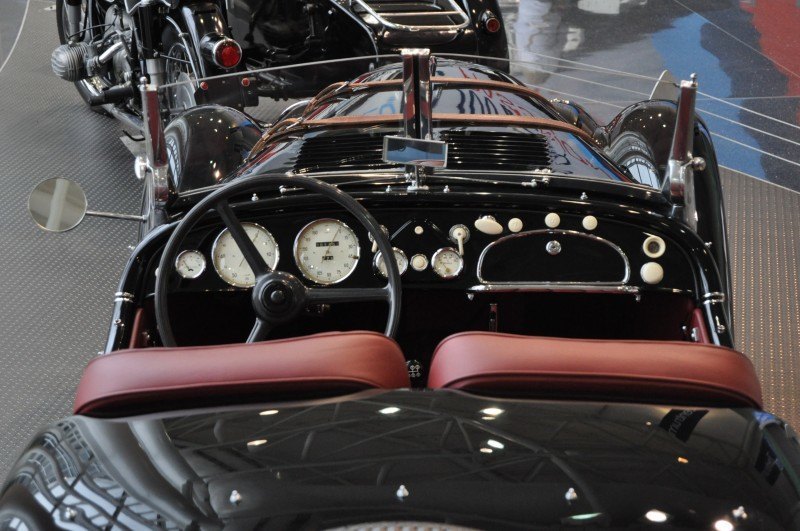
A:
212 223 279 287
294 218 360 285
175 250 206 279
374 248 408 278
431 247 464 279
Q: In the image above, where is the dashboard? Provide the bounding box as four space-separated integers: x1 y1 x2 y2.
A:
162 206 697 297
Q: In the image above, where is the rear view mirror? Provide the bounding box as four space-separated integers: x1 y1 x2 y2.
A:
28 178 88 232
383 136 447 168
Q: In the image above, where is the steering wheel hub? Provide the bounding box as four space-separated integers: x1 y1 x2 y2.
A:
253 272 306 323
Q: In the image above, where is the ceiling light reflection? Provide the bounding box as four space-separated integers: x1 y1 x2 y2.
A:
714 520 734 531
645 510 668 523
259 409 279 416
480 407 504 416
379 406 401 415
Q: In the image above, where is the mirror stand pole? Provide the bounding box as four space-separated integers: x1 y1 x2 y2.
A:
85 210 146 222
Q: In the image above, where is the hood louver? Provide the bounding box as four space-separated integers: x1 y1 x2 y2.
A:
294 131 552 174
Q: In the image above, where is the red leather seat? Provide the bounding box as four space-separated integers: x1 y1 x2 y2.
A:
428 332 763 408
75 331 409 416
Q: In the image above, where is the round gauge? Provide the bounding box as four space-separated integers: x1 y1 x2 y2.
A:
374 248 408 278
212 223 279 287
431 247 464 279
174 250 206 279
294 219 360 285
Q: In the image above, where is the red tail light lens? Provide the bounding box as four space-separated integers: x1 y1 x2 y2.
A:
214 39 242 69
481 12 501 34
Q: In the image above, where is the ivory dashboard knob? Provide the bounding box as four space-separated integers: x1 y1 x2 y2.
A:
582 216 598 231
474 215 503 235
544 212 560 228
508 217 523 233
640 262 664 284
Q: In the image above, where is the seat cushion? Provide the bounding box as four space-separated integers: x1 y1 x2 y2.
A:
428 332 763 408
75 331 409 416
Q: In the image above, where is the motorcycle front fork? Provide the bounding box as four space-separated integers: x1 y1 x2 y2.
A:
65 0 83 41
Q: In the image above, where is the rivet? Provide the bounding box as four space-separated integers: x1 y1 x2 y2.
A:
251 193 259 201
230 490 242 505
62 507 77 521
580 192 588 200
565 487 578 502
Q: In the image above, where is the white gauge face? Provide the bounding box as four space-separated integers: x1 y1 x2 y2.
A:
212 223 279 287
374 248 408 278
294 219 360 285
432 247 464 279
175 250 206 279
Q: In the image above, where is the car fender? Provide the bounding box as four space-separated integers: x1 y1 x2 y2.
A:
165 105 263 194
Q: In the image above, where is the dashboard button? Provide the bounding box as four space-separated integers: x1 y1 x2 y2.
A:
582 216 598 231
411 254 429 271
508 218 523 232
545 213 560 228
474 215 503 235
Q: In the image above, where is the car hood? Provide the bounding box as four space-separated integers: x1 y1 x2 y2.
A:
1 390 798 530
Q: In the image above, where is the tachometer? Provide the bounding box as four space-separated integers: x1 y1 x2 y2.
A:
212 223 279 287
294 219 360 285
374 248 408 278
432 247 464 279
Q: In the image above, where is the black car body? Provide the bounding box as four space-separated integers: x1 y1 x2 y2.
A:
5 55 786 530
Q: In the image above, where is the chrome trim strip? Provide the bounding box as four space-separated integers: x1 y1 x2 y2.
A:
702 291 726 304
352 0 469 32
476 229 631 286
468 283 640 295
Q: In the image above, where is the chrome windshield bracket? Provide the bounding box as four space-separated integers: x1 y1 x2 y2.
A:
663 74 700 230
140 78 170 231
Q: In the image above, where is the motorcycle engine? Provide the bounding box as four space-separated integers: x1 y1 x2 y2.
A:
51 2 133 83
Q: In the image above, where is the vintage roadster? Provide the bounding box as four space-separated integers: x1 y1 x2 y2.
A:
5 51 800 529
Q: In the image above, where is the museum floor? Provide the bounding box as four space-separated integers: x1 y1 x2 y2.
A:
1 0 799 479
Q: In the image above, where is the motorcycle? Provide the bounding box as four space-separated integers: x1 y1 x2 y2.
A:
51 0 258 131
51 0 510 130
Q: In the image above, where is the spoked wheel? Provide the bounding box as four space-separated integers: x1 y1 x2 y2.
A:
55 0 112 115
163 39 199 115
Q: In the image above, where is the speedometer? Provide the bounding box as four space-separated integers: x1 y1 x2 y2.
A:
294 219 360 285
212 223 279 287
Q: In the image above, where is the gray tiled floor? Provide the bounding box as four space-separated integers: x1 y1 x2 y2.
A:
0 0 27 70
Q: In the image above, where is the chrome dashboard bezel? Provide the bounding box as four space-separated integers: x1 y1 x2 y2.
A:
373 247 408 278
474 229 631 290
211 222 280 288
293 218 361 285
431 247 464 279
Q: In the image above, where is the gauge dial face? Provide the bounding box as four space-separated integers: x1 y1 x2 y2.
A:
212 223 279 287
374 248 408 278
432 247 464 279
175 250 206 279
294 219 360 285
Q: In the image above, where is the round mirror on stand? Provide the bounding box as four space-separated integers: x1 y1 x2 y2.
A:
28 178 88 232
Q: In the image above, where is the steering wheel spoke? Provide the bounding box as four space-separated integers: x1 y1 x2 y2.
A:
307 285 391 304
156 174 401 347
247 318 272 343
215 200 271 277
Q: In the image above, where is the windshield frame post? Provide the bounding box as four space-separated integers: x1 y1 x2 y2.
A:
140 77 170 231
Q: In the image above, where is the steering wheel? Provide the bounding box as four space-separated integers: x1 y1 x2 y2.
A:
155 174 401 347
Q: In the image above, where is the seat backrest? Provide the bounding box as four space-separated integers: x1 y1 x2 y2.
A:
74 331 410 416
428 332 763 408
